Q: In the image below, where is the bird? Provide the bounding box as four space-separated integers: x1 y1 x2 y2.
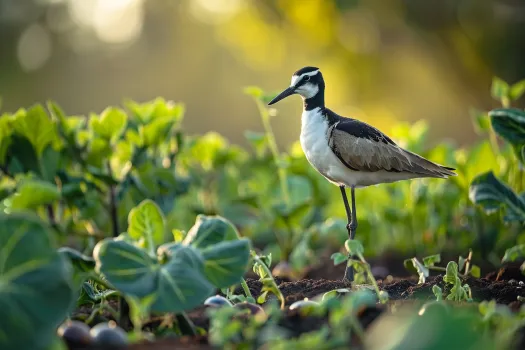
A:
267 66 456 282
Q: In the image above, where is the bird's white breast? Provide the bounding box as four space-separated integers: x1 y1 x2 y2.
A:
299 108 343 184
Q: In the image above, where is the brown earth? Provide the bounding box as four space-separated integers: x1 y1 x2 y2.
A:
68 261 525 350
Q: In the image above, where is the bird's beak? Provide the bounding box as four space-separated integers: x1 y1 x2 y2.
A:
267 86 296 105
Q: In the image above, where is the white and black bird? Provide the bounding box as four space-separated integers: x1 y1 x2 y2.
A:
267 66 456 282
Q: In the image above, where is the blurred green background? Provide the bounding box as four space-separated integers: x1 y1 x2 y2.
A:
1 0 525 150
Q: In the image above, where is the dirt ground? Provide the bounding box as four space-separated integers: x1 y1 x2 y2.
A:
70 260 525 350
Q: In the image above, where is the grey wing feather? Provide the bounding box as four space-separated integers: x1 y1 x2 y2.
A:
328 122 456 178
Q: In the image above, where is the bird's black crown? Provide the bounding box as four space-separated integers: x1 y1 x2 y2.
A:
293 66 320 76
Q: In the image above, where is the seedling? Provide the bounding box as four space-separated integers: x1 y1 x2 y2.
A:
251 252 286 309
331 239 389 304
405 250 481 284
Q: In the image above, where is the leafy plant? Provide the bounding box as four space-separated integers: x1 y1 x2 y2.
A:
405 250 480 284
0 213 75 350
94 202 251 313
331 239 389 304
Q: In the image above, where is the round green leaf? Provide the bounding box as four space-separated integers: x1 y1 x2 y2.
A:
93 239 157 298
469 171 525 222
152 245 214 312
128 199 166 250
0 213 75 350
89 107 127 143
95 240 214 313
183 215 240 248
200 238 251 288
3 179 60 211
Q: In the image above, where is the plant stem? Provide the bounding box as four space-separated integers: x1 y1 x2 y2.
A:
253 98 290 207
175 312 197 336
356 253 385 303
464 249 473 275
46 204 56 226
240 278 253 299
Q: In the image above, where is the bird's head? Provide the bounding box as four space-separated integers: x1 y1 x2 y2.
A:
268 66 324 105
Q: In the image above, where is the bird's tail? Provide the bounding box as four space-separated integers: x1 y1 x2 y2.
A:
403 149 457 178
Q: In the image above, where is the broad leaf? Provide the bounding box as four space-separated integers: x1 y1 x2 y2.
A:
89 107 127 143
94 240 214 313
183 215 240 248
510 79 525 101
128 199 166 250
422 254 441 267
469 171 525 222
345 239 364 256
443 261 459 285
11 105 59 157
406 257 429 284
3 179 60 211
489 108 525 146
152 244 214 312
331 252 349 265
0 213 75 350
0 115 12 163
200 239 251 288
502 244 525 262
491 77 509 102
140 116 176 147
94 239 157 297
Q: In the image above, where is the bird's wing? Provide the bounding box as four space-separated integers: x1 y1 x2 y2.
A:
327 119 456 177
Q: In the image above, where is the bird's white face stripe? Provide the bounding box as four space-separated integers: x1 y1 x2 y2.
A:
290 69 320 87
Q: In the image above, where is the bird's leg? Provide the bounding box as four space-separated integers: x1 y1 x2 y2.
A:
339 185 354 282
349 186 358 239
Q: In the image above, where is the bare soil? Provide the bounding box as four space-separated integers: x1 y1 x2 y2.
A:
69 260 525 350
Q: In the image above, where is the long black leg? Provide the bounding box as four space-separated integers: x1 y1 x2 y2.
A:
349 186 358 239
339 186 354 282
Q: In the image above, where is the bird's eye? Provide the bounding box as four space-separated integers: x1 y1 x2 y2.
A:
304 76 310 82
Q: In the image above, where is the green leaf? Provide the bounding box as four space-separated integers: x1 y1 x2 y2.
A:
94 240 214 313
0 115 12 164
344 239 364 256
331 252 349 266
58 247 95 273
469 171 525 222
200 239 251 288
470 108 491 134
183 215 240 249
39 146 61 182
125 98 184 125
422 254 441 267
443 261 459 285
140 116 176 147
152 244 214 312
470 265 481 278
89 107 127 143
432 285 443 301
3 179 60 211
128 199 166 250
12 105 59 157
243 86 264 99
489 108 525 146
502 244 525 262
407 257 429 284
491 77 510 102
94 239 157 297
0 213 75 350
510 79 525 101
